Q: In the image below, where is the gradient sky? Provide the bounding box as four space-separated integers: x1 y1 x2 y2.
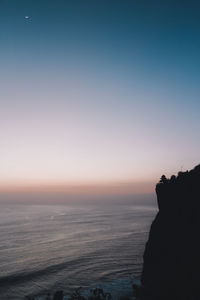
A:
0 1 200 194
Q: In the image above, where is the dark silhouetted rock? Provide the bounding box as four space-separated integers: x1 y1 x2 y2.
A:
53 290 63 300
141 164 200 300
45 293 51 300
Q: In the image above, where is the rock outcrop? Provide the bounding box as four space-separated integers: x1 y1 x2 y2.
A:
141 165 200 300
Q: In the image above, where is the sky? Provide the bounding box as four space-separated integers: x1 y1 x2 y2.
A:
0 0 200 196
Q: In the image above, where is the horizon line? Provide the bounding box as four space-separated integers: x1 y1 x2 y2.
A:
0 180 155 195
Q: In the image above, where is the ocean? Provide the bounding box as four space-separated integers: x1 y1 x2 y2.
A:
0 197 157 299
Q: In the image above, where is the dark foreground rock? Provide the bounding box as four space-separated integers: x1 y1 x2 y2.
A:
53 291 64 300
141 165 200 300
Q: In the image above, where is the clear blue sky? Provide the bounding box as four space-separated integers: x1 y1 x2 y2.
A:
0 0 200 193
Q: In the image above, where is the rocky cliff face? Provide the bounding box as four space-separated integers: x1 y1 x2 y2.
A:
141 165 200 300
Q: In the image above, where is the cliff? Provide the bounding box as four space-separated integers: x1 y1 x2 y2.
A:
141 165 200 300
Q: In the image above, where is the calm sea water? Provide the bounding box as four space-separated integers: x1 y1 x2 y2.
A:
0 198 157 299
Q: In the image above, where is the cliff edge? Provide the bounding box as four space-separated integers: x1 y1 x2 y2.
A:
141 165 200 300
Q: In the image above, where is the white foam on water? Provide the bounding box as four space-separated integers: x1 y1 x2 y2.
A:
36 277 141 300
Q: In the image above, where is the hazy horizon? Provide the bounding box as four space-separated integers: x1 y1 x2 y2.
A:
0 180 156 204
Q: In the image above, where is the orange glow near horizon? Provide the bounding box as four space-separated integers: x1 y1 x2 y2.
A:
0 180 155 195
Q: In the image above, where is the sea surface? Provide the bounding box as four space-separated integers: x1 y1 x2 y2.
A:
0 198 157 299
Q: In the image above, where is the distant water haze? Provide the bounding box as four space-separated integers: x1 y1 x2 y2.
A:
0 181 156 205
0 180 154 193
